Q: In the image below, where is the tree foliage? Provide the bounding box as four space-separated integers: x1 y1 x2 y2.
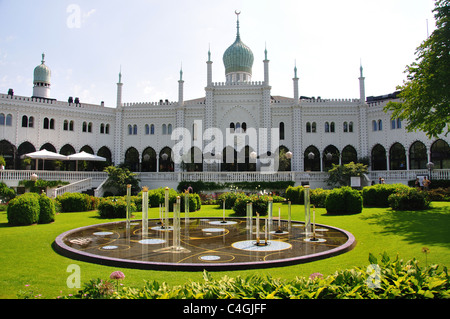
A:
326 162 368 187
384 0 450 138
103 166 140 195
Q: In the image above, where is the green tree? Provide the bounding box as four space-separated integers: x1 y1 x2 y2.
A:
384 0 449 138
103 166 140 195
326 162 368 187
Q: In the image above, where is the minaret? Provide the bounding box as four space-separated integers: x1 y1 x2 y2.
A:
359 63 366 103
293 61 299 105
207 46 213 87
263 44 270 85
116 67 123 107
178 65 184 106
32 53 51 99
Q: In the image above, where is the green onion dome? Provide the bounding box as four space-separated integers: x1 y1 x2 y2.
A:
33 53 51 84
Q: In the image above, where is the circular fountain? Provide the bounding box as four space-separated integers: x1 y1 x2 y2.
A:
54 187 355 271
54 217 355 271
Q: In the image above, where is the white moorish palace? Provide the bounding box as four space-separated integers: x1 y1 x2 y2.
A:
1 13 449 196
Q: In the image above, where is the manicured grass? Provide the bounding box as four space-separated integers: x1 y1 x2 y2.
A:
1 202 449 298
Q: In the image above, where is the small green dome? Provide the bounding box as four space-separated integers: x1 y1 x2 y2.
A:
33 53 51 84
223 15 254 75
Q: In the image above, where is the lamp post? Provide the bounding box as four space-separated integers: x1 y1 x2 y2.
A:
427 161 434 180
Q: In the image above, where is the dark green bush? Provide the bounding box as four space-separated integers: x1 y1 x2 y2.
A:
388 188 430 210
285 186 304 204
0 182 16 202
38 193 56 224
426 187 450 201
7 193 40 226
232 195 271 216
56 193 98 212
98 197 136 218
325 186 362 215
362 184 409 207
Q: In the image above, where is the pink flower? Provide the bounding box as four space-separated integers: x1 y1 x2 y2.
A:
309 272 323 280
110 271 125 280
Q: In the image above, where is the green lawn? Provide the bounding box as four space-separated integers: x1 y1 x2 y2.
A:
1 201 449 299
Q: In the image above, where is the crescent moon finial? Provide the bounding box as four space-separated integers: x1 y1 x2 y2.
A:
235 10 241 16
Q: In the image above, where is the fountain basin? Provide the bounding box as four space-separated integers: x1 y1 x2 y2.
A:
54 217 355 271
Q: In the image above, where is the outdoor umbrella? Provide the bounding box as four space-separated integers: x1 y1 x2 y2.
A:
67 151 106 171
22 149 68 170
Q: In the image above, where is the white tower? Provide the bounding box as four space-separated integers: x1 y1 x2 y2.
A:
293 62 299 105
116 68 123 107
32 53 51 99
178 66 184 106
359 63 366 103
263 45 270 85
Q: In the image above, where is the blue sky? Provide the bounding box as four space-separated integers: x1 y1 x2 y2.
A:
0 0 436 107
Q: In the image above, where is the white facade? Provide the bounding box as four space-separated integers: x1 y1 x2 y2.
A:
1 17 449 185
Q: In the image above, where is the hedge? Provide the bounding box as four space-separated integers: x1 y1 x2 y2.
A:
98 197 136 218
362 184 409 207
388 188 430 210
325 186 362 215
56 193 99 212
232 194 271 216
6 193 56 225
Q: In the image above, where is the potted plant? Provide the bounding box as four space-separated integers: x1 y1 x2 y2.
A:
22 158 32 170
54 160 63 171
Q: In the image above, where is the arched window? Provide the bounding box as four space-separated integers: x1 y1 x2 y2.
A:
145 124 149 135
230 122 235 133
162 124 167 135
242 122 247 133
105 124 109 134
133 124 137 135
378 120 383 131
372 120 377 131
312 122 316 133
397 119 402 129
371 144 387 170
69 120 73 131
235 122 241 133
330 122 335 133
167 124 172 135
128 124 132 135
87 122 92 133
100 123 105 134
409 141 427 169
343 122 348 133
0 113 5 125
22 115 28 128
306 122 311 133
150 124 154 135
44 117 50 129
6 114 12 126
389 143 406 170
82 121 87 132
64 120 69 131
325 122 330 133
279 122 285 140
28 116 34 128
348 121 353 133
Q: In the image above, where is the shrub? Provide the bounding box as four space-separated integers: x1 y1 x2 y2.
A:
310 188 331 208
426 187 450 201
38 193 56 224
232 194 271 216
218 192 246 209
285 186 304 204
56 193 98 212
388 188 430 210
68 253 450 299
98 197 136 218
325 186 362 215
362 184 409 207
7 193 40 226
0 182 16 203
